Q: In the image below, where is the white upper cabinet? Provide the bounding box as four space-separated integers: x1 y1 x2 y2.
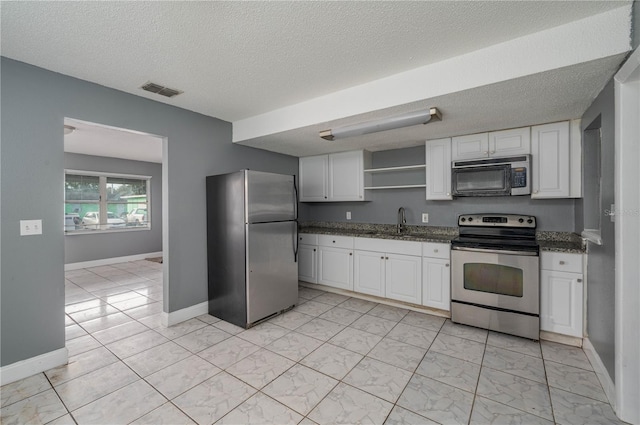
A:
451 133 489 160
531 121 570 198
299 150 370 202
452 127 530 160
328 151 366 201
299 155 328 202
425 138 452 200
489 127 531 157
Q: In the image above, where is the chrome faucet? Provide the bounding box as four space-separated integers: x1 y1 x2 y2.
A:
397 207 406 234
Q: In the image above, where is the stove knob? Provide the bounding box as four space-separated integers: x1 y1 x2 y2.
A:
518 218 524 223
527 219 533 224
468 217 473 222
461 217 466 222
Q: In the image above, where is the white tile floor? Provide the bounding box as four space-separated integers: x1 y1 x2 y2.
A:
0 260 629 425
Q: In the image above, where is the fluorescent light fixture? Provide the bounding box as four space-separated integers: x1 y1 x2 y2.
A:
320 107 442 141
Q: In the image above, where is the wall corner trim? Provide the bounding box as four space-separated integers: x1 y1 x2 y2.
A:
161 301 208 327
0 347 68 386
583 338 617 412
65 252 163 271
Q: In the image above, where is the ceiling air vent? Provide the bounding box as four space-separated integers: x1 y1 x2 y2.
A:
140 82 183 98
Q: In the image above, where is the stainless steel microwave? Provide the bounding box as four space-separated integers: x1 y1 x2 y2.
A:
451 155 530 197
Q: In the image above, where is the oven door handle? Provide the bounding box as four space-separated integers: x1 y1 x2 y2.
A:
451 246 539 256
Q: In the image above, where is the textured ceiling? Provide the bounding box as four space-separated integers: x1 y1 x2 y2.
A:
64 119 163 164
1 1 633 159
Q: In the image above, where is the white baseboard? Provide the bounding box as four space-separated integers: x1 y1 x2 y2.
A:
161 301 208 327
0 347 68 386
299 282 450 319
583 337 616 410
65 252 163 270
539 331 583 347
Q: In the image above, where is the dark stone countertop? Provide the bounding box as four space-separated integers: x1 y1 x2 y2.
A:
299 222 586 253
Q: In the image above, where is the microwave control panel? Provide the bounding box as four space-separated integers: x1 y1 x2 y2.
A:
511 167 527 188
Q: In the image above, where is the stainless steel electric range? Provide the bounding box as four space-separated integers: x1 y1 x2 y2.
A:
450 214 540 340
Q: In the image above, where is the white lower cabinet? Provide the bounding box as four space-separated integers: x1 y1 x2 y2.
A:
353 238 422 304
385 254 422 304
540 252 584 337
298 234 318 284
353 250 385 297
422 242 451 311
422 258 450 311
304 234 451 309
353 251 421 303
298 244 317 283
317 235 354 290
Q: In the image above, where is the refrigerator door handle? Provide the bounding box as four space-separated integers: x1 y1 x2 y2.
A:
293 176 299 220
293 221 299 262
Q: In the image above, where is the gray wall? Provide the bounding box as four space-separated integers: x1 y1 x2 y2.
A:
579 79 616 381
299 146 577 231
0 57 298 367
64 153 163 264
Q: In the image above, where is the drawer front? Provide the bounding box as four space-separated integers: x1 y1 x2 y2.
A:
541 252 583 273
422 242 450 259
354 237 421 256
298 233 318 245
317 234 354 249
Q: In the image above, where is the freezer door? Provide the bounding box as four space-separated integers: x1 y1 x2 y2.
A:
247 221 298 324
246 171 296 223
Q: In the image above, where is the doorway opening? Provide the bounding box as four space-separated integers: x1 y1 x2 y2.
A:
62 118 167 339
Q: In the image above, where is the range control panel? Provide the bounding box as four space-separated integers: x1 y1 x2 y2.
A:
458 214 536 228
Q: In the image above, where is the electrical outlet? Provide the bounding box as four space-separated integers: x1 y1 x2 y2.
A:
346 211 352 220
20 219 42 236
422 213 429 223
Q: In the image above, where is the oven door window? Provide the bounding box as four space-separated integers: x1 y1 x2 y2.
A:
452 165 510 196
463 263 523 297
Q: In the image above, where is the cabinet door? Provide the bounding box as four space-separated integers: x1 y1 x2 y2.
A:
328 151 364 201
318 246 353 290
531 122 570 198
489 127 531 156
422 257 450 311
298 244 317 284
451 133 489 160
385 254 422 304
426 138 452 200
354 250 385 297
299 155 328 202
540 269 583 337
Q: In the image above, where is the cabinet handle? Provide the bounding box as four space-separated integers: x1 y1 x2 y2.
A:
333 240 336 243
434 249 439 253
533 190 539 194
446 192 450 196
490 150 495 154
559 261 566 265
483 151 488 155
349 252 352 256
381 256 384 259
577 278 583 283
445 263 450 267
313 249 316 252
324 196 327 199
385 257 389 260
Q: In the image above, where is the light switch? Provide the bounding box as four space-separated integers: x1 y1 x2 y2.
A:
422 213 429 223
346 211 352 220
20 219 42 236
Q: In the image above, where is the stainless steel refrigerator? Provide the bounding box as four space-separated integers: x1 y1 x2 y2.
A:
206 170 298 328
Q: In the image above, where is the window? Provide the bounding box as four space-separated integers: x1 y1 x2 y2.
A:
65 170 151 233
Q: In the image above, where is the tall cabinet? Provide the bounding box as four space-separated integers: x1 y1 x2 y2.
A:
425 138 452 200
